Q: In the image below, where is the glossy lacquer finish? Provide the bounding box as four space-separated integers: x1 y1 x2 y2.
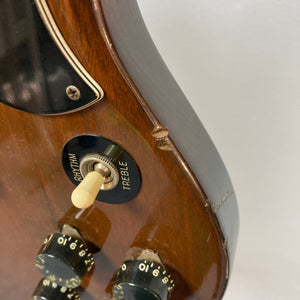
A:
0 0 228 299
0 1 100 114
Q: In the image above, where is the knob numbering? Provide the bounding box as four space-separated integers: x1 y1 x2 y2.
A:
32 278 79 300
35 233 94 288
113 260 175 300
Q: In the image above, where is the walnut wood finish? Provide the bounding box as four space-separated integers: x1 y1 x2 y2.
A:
0 1 228 299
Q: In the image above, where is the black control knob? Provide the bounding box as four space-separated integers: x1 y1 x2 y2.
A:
113 259 175 300
32 278 79 300
35 233 94 288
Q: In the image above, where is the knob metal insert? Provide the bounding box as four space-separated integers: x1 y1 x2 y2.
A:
113 251 175 300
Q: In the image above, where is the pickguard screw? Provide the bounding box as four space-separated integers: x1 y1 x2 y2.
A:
66 85 81 101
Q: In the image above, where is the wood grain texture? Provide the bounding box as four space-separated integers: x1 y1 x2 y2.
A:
0 0 228 299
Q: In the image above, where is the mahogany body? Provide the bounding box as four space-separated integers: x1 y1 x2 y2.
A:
0 1 232 299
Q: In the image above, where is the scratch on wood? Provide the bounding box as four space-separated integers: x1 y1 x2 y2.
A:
206 232 212 243
152 125 172 151
151 125 169 139
204 198 210 207
213 192 234 213
157 139 172 151
226 260 230 279
222 239 228 250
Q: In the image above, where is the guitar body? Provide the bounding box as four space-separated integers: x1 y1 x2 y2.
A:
0 1 238 299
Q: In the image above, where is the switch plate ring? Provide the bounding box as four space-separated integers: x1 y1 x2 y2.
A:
62 134 142 204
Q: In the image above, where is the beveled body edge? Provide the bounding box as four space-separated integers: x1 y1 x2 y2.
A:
98 0 239 271
0 0 239 299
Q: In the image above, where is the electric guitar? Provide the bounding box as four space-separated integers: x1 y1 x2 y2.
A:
0 1 238 299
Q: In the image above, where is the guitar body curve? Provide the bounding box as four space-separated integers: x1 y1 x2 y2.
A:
0 1 238 299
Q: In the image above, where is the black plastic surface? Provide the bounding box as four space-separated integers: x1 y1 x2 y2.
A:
0 1 97 114
62 135 142 204
32 278 79 300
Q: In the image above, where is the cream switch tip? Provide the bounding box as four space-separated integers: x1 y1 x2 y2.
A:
71 171 105 209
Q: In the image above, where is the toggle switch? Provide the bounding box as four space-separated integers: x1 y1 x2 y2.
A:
71 145 123 209
62 135 142 204
71 171 105 209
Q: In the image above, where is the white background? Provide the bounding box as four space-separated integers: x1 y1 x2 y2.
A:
137 1 300 299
